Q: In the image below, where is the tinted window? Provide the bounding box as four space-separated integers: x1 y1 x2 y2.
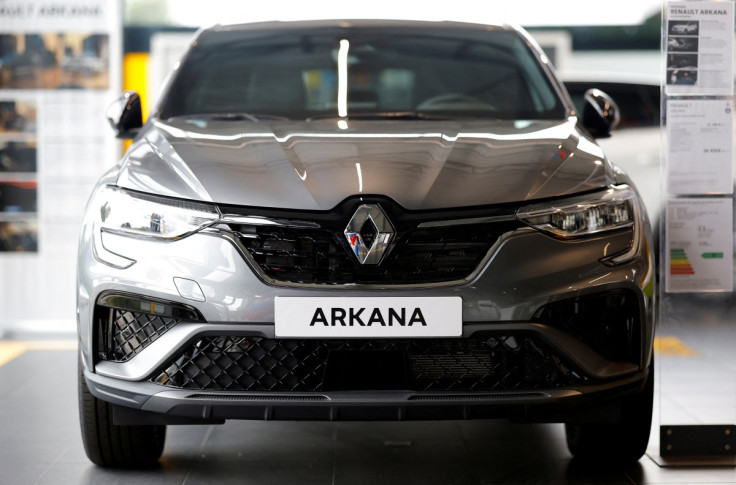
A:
159 26 566 121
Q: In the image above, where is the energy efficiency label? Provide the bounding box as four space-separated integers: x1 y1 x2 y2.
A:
666 198 733 292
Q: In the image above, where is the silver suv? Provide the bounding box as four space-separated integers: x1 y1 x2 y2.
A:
78 19 655 467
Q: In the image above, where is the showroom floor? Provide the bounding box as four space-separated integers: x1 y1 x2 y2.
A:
3 302 736 485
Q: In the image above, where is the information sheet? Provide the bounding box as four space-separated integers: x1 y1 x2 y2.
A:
666 1 734 95
666 198 733 292
667 98 733 195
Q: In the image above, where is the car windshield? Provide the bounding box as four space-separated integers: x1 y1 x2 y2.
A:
158 24 567 121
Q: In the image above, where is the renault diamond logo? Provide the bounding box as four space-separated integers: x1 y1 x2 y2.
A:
344 204 394 265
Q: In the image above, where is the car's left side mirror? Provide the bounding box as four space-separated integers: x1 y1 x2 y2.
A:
581 88 620 138
106 91 143 139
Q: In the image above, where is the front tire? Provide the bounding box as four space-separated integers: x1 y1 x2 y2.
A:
565 361 654 465
78 357 166 468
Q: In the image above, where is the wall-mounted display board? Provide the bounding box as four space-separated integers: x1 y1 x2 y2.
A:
0 1 122 333
657 0 736 467
664 1 735 294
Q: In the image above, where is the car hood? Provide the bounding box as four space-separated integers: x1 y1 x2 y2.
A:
116 117 613 211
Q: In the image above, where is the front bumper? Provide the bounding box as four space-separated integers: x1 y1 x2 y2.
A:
83 318 648 424
78 207 655 424
78 224 654 362
85 363 651 424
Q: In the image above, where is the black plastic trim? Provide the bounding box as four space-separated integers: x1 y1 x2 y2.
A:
96 291 205 322
84 367 650 424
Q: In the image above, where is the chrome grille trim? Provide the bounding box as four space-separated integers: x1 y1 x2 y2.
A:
219 215 321 228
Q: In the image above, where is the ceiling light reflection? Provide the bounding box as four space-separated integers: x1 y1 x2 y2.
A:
337 39 349 118
355 162 363 192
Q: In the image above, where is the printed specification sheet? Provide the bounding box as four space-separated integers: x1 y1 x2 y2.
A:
667 98 733 195
666 1 734 95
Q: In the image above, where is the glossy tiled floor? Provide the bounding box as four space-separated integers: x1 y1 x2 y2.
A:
2 324 736 485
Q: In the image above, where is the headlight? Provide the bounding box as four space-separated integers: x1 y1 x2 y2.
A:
98 186 220 240
516 185 637 238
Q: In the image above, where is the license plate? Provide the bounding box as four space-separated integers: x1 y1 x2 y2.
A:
274 296 462 338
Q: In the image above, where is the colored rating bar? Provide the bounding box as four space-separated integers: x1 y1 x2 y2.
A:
670 248 695 275
701 252 724 259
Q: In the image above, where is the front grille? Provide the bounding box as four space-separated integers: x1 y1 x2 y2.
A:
152 335 589 392
233 221 518 285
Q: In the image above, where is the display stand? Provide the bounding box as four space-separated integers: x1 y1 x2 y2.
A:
653 0 736 467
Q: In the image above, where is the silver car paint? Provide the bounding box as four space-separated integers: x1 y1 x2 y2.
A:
77 204 653 381
116 118 612 210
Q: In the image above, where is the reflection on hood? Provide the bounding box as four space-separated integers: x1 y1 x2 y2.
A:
116 117 611 211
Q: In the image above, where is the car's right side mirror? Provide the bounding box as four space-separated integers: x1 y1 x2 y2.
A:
106 91 143 139
581 88 620 138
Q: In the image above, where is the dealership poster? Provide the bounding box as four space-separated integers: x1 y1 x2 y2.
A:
666 99 733 195
666 198 733 292
0 3 118 252
0 1 121 331
666 1 734 95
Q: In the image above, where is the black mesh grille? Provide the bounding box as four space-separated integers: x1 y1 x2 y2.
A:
234 221 518 285
95 295 204 363
532 290 642 363
98 308 182 363
152 335 589 392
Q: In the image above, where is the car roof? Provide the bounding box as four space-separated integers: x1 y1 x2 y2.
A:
204 18 513 34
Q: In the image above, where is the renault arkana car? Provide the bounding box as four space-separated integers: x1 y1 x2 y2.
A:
78 20 655 467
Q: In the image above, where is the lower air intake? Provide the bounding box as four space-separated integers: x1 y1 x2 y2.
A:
96 293 204 363
152 335 589 392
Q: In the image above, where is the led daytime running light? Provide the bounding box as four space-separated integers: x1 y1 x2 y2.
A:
517 186 637 238
98 186 220 240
